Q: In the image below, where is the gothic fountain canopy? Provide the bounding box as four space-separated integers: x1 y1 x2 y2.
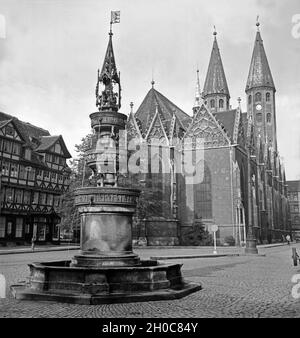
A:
11 12 201 304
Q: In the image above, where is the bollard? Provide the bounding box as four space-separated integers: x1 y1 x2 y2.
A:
292 247 298 266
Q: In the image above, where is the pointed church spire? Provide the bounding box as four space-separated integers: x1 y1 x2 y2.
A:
203 27 230 112
95 27 121 112
193 69 203 108
245 20 275 92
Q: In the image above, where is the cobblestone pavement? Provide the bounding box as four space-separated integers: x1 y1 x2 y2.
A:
0 245 300 318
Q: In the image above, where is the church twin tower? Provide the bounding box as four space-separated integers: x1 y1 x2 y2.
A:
201 21 277 153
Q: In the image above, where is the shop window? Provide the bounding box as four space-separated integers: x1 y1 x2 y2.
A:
15 218 23 238
0 217 5 238
52 224 60 241
37 225 46 241
25 223 31 234
6 221 12 235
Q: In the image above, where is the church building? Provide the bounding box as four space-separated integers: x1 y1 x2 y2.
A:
126 22 290 246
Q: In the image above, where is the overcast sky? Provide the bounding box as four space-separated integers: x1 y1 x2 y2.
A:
0 0 299 179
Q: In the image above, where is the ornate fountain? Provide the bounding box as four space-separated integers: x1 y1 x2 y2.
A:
11 21 201 304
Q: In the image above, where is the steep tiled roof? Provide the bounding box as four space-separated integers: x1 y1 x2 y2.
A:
213 110 236 141
35 136 61 151
36 135 72 158
0 111 71 158
0 111 50 147
246 30 275 91
203 35 230 97
134 87 191 136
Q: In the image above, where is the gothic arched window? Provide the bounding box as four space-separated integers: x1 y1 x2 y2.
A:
194 162 212 219
210 99 215 108
266 92 271 102
248 95 252 105
267 113 271 123
255 92 262 102
219 99 224 108
256 112 262 123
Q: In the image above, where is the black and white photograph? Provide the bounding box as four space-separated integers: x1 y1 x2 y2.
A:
0 0 300 326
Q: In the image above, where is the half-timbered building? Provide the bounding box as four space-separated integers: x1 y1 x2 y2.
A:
0 111 71 245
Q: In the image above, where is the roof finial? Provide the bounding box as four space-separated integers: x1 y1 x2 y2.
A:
237 97 241 109
130 102 134 114
194 68 203 108
256 15 260 31
151 68 155 88
213 25 217 36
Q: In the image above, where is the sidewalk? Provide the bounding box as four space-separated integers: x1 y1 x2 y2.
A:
0 241 295 257
0 244 80 255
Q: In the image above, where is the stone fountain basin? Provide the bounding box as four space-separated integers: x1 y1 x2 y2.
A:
11 260 201 305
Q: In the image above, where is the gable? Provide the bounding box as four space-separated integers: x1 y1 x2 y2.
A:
36 135 71 158
0 120 25 142
146 108 169 145
134 88 191 138
126 112 143 141
183 105 230 148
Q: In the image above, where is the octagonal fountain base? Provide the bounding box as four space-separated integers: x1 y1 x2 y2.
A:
11 260 201 305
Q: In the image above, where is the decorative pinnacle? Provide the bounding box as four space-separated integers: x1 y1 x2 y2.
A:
130 102 134 114
213 25 217 36
151 79 155 88
256 15 260 31
237 97 241 107
194 68 202 108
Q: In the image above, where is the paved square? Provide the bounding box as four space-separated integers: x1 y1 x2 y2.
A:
1 245 300 317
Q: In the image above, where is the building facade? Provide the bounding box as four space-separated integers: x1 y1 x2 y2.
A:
287 180 300 241
0 111 71 245
125 22 290 245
